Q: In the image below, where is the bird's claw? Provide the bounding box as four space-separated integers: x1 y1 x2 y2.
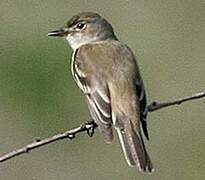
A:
85 121 96 137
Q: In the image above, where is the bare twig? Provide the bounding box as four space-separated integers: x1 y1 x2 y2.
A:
0 121 97 163
147 91 205 112
0 91 204 163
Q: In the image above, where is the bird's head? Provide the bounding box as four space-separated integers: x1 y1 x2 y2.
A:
48 12 116 50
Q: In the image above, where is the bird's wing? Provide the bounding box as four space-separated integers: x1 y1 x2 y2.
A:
85 80 113 142
72 49 113 142
135 79 149 140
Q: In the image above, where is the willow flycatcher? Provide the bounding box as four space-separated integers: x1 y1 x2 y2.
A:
48 12 153 173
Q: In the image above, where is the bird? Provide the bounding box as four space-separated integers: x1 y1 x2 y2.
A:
48 12 153 173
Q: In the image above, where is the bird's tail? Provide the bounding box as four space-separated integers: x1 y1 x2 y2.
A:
116 127 154 173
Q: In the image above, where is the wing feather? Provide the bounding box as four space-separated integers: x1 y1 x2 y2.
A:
72 49 113 142
136 80 149 140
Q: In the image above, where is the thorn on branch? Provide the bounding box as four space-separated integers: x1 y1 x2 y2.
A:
67 134 75 140
151 101 157 106
34 138 41 142
24 147 30 153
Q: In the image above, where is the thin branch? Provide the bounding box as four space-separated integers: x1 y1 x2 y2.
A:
0 122 97 163
0 91 204 163
147 91 205 112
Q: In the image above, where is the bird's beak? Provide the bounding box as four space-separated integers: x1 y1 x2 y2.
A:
47 27 69 37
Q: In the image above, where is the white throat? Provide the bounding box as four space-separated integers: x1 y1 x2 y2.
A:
66 33 98 50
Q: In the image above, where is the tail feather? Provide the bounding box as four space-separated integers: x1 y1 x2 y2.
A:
116 128 136 166
116 128 154 173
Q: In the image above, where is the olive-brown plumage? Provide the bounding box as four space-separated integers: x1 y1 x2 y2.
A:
48 12 153 173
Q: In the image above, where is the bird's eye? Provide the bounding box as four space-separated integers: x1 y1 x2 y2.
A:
76 23 86 30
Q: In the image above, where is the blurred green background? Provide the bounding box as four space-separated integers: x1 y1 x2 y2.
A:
0 0 204 179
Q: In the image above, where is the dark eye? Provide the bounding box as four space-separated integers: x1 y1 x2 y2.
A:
76 23 86 30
